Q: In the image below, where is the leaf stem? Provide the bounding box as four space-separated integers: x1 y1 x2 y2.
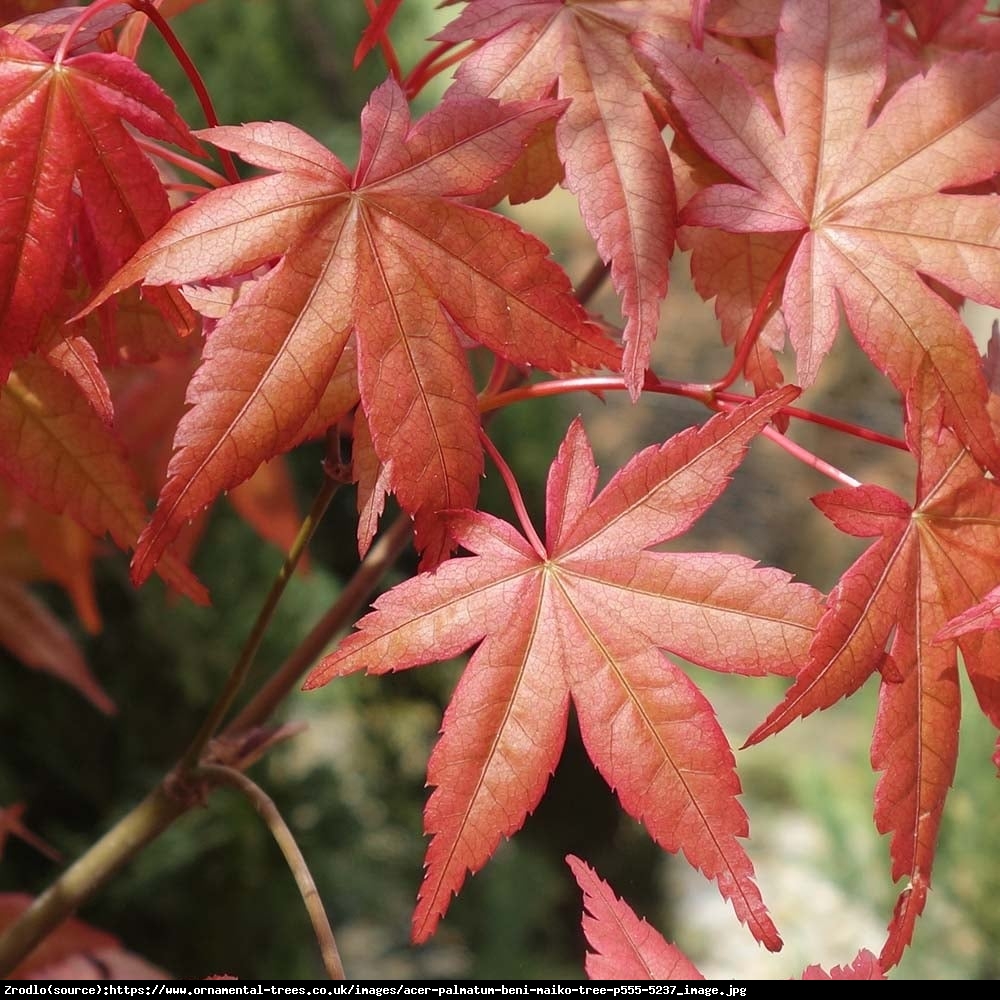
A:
404 40 482 97
481 374 886 485
195 765 345 980
712 398 863 488
575 258 610 308
135 137 230 189
127 0 240 184
481 374 906 450
716 390 906 450
478 427 547 558
709 236 801 393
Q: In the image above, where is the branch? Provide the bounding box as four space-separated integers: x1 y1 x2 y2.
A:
179 467 344 773
225 513 413 736
196 765 345 980
0 510 413 976
0 787 186 977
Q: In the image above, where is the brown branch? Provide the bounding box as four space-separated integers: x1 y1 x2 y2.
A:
196 765 345 980
0 515 413 977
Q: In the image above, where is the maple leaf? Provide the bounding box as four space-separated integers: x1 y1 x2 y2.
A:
636 0 1000 474
567 855 704 980
886 0 1000 54
2 4 132 54
1 480 102 633
745 367 1000 969
306 386 823 947
0 28 200 380
0 804 59 863
0 355 207 603
800 950 885 981
0 577 112 713
108 351 327 569
568 856 885 980
937 582 1000 644
702 0 781 37
88 79 618 578
0 893 168 980
437 0 685 395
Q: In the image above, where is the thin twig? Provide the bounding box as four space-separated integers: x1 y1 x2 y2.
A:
575 258 610 307
225 513 413 736
479 428 546 557
0 484 410 976
179 473 343 773
196 765 345 980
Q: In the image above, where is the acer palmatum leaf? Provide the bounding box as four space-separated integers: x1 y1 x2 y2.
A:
800 950 885 980
437 0 686 396
636 0 1000 474
569 857 885 981
746 367 1000 969
703 0 781 36
0 31 200 380
936 582 1000 641
567 855 704 980
0 893 168 980
86 79 618 580
307 386 823 948
0 578 113 714
1 5 132 56
888 0 1000 52
1 487 102 633
0 804 59 862
0 356 207 604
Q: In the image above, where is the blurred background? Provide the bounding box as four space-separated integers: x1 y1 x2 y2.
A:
1 0 998 981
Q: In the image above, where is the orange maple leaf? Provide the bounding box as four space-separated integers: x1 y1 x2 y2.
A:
637 0 1000 472
307 387 822 947
89 79 619 578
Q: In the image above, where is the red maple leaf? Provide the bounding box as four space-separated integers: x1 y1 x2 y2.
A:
0 577 111 713
886 0 1000 54
745 367 1000 969
0 893 168 980
568 855 885 980
0 804 59 863
800 951 885 981
1 483 101 633
87 79 619 579
0 27 200 380
568 855 704 980
306 386 823 947
636 0 1000 473
0 355 207 603
436 0 687 395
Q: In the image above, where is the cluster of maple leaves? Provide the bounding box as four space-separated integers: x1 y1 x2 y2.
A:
2 0 1000 982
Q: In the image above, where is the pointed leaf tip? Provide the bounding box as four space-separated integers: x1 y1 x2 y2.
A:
568 856 705 981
